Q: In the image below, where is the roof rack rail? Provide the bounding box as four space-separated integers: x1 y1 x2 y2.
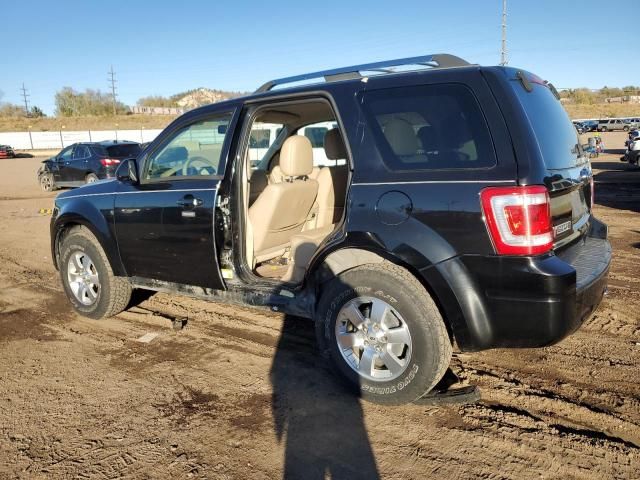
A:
255 54 471 93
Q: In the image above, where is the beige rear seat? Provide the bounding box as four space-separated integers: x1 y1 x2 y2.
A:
281 224 335 283
316 129 349 228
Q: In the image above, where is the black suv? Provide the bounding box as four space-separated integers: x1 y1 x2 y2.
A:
49 54 611 405
38 140 141 191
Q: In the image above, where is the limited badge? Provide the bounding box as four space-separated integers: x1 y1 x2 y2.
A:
554 220 572 236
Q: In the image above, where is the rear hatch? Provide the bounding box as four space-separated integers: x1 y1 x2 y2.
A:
511 75 592 249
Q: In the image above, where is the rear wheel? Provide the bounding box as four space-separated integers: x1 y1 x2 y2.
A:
600 126 607 132
85 173 99 184
39 172 55 191
315 261 452 405
624 125 630 132
59 227 131 319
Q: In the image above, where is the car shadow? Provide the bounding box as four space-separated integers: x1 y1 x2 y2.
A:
270 313 380 480
604 148 626 156
594 180 640 214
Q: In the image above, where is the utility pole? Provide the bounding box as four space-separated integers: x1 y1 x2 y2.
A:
108 65 117 115
20 82 30 116
500 0 508 66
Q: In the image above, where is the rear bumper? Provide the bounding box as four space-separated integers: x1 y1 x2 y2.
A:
434 218 611 351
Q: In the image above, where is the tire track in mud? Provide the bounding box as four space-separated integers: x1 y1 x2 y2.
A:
456 360 640 451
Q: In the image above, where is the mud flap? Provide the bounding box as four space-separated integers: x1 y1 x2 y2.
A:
413 368 480 405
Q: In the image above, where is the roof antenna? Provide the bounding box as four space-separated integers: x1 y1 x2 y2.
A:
500 0 508 66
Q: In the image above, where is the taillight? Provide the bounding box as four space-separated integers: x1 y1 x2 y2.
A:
480 185 553 255
100 158 120 166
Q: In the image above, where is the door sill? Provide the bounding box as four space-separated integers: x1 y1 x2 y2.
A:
129 276 313 318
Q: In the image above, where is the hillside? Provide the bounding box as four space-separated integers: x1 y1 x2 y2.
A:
563 103 640 119
0 114 176 133
172 88 246 109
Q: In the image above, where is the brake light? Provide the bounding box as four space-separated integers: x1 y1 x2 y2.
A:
480 185 553 255
100 158 120 166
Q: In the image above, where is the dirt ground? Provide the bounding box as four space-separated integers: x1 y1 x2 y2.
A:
0 132 638 479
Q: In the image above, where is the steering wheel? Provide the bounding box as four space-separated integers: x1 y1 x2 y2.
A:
182 156 217 176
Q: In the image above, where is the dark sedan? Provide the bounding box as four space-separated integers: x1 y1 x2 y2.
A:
37 140 141 191
0 145 15 158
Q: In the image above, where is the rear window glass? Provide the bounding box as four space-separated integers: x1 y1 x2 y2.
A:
304 127 328 148
249 129 271 148
360 84 496 170
513 82 585 170
106 144 141 158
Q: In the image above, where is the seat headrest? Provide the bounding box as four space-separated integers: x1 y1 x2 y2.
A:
324 128 347 160
417 126 437 151
384 119 418 156
280 135 313 177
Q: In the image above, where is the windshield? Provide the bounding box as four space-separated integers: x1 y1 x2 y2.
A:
514 81 587 170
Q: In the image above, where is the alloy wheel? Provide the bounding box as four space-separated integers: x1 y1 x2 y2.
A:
335 296 412 382
66 251 100 306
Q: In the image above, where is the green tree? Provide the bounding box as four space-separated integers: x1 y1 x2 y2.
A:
30 106 45 117
137 95 177 108
55 87 128 116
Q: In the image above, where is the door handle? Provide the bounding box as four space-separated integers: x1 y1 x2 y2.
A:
176 194 203 208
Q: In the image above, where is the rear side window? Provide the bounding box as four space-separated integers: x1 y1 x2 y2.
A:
361 84 496 171
513 81 585 170
106 144 141 158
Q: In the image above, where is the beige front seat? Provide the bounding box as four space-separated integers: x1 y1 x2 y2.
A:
249 136 319 263
316 129 349 228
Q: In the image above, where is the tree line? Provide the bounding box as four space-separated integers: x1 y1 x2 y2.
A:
0 86 247 118
559 86 640 104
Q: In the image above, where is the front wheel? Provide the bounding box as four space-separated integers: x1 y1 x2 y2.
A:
59 226 132 319
315 262 452 405
39 172 56 191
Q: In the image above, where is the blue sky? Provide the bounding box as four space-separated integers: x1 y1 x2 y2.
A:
2 0 635 115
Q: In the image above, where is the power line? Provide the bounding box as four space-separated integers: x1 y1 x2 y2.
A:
500 0 508 66
108 65 117 115
20 82 30 116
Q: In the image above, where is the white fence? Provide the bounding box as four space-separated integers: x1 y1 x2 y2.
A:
0 129 163 150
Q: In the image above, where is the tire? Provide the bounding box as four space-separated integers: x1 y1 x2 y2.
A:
59 226 131 319
600 127 607 132
85 173 99 184
39 172 56 192
624 126 630 132
315 261 452 405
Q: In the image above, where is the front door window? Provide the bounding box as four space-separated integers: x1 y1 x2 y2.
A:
144 116 232 180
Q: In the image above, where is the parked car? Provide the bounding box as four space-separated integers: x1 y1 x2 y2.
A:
50 54 611 405
624 117 640 129
582 120 599 132
37 140 141 191
572 121 585 134
597 118 630 132
0 144 15 158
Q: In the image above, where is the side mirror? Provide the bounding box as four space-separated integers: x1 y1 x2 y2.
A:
116 158 139 184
